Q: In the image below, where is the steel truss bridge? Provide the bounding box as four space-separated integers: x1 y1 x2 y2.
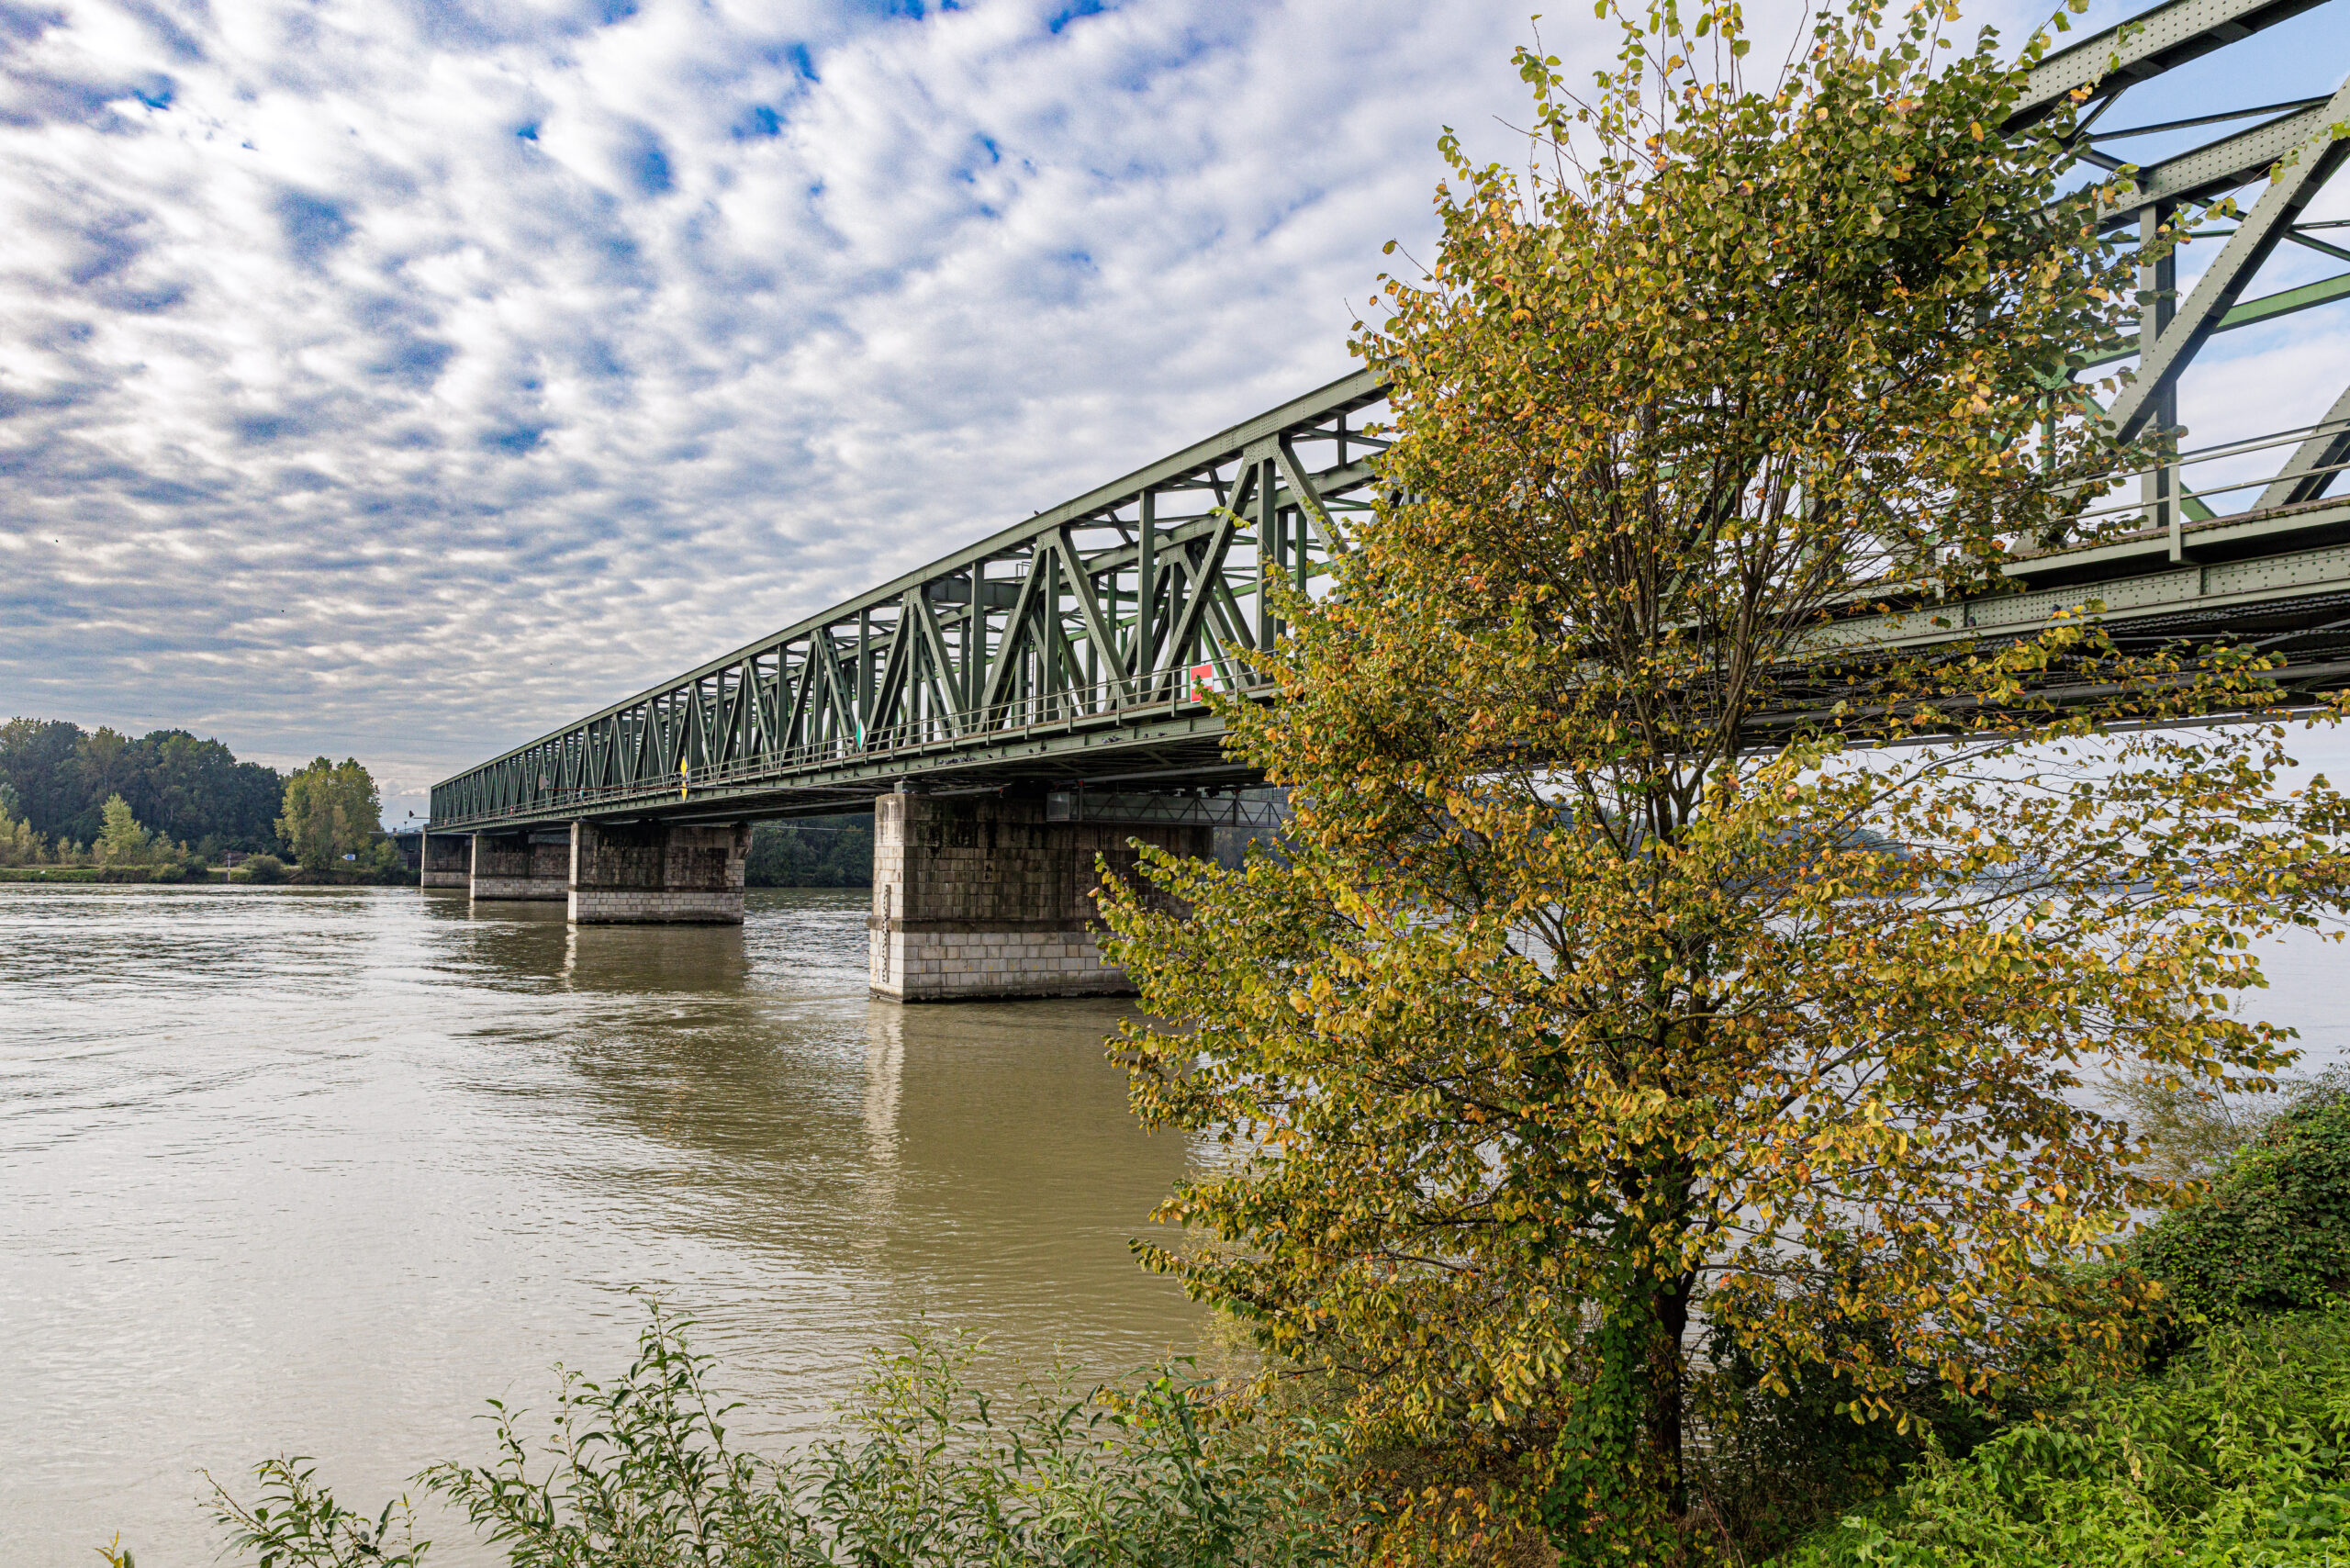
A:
431 0 2350 834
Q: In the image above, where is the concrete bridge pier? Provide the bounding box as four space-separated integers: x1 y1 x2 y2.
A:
471 830 570 902
569 820 749 924
867 791 1210 1002
420 832 471 889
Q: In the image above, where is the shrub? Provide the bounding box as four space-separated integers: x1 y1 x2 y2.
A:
1694 1316 2019 1559
238 855 285 884
2127 1089 2350 1327
205 1305 1338 1568
1779 1311 2350 1566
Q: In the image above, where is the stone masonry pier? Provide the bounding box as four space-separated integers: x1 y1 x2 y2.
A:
470 830 570 901
570 820 749 924
868 791 1210 1002
420 832 471 889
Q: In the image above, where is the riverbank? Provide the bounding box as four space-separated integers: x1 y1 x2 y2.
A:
0 866 420 886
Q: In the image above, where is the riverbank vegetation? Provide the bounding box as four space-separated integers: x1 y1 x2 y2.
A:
205 1306 1341 1568
278 756 401 876
1786 1092 2350 1566
178 1095 2350 1568
0 721 412 881
0 717 283 856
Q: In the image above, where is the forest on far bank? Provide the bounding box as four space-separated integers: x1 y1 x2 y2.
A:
1 716 284 856
1 716 877 887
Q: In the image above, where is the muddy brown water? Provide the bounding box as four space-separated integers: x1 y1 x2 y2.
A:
0 885 1207 1566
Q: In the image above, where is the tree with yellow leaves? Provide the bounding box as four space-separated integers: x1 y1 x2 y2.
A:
1098 2 2350 1560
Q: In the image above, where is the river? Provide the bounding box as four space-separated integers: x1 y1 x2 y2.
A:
3 883 2344 1566
0 885 1207 1566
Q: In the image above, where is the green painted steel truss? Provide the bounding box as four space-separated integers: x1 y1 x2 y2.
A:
435 0 2350 833
431 372 1389 829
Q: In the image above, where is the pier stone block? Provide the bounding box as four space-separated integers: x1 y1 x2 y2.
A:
420 832 471 889
471 830 570 902
570 820 748 925
867 793 1210 1002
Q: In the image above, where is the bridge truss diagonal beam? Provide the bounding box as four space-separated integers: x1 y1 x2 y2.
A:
2104 75 2350 444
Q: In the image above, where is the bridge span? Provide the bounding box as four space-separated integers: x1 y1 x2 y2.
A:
429 0 2350 999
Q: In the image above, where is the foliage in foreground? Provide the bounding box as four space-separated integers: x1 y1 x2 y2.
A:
206 1305 1337 1568
2098 1069 2341 1187
1780 1311 2350 1566
1097 0 2350 1559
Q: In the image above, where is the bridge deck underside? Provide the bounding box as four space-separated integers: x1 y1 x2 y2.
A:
464 501 2350 834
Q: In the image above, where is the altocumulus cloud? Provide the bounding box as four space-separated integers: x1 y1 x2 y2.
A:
0 0 1556 817
1 0 2344 820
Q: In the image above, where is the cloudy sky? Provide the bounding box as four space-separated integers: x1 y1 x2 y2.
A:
4 0 2348 823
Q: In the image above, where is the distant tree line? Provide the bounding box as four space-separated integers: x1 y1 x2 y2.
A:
1 717 283 854
744 814 872 888
0 717 397 880
2 715 864 887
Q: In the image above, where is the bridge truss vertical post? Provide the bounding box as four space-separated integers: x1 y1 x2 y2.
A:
1137 488 1157 684
2142 202 2181 559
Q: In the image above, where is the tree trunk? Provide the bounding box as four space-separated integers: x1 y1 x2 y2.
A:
1648 1271 1693 1520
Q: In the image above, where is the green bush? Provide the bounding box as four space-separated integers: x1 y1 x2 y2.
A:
206 1305 1337 1568
1778 1311 2350 1566
237 855 286 884
2129 1090 2350 1327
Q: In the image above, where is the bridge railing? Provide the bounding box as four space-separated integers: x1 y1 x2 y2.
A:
2068 413 2350 547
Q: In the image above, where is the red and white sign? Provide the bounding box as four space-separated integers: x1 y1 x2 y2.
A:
1189 662 1220 700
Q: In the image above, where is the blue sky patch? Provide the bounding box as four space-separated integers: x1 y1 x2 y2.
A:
483 423 546 454
273 189 352 267
733 104 783 139
1047 1 1107 34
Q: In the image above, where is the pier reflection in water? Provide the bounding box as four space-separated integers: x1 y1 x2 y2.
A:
0 885 1203 1567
